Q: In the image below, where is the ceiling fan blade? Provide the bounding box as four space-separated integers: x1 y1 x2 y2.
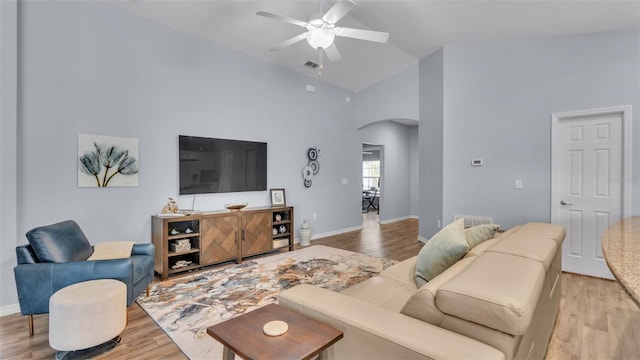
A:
322 0 356 24
324 43 341 61
269 32 309 51
256 11 308 28
334 27 389 43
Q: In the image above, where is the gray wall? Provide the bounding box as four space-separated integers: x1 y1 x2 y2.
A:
2 1 364 311
442 30 640 229
355 63 420 223
409 126 419 216
355 64 419 128
359 121 413 223
418 49 444 238
1 0 19 313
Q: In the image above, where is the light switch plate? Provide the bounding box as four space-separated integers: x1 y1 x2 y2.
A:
515 179 523 189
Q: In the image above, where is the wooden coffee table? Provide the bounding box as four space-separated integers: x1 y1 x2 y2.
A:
207 303 343 360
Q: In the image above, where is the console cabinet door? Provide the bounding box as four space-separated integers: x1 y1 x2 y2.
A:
200 215 239 265
241 212 272 257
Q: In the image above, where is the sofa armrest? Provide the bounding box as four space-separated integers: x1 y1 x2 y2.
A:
279 284 504 360
13 257 136 315
132 243 154 257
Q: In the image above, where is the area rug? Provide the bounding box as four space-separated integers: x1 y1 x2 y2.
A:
136 245 398 360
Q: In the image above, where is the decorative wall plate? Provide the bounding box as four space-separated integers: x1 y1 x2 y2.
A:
304 179 312 188
307 148 318 161
302 166 313 180
309 160 319 174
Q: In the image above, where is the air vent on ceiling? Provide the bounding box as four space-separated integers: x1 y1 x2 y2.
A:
304 61 319 69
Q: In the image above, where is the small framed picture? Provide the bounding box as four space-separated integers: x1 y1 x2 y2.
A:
270 188 286 207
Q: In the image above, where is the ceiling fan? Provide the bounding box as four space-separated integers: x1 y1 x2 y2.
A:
256 0 389 76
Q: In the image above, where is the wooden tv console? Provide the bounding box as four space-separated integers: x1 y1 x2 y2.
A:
152 206 294 280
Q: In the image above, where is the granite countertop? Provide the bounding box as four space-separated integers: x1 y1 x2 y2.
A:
602 216 640 308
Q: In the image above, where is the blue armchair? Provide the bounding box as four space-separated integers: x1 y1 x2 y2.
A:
13 220 155 335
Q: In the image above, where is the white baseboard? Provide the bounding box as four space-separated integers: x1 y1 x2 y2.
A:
0 303 20 316
309 225 363 241
418 234 428 243
379 215 417 225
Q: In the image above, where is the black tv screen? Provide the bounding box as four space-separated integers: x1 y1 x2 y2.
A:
179 136 267 194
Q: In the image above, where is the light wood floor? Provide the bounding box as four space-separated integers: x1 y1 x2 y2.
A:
1 213 638 359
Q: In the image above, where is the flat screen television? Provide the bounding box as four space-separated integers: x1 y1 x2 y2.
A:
179 135 267 195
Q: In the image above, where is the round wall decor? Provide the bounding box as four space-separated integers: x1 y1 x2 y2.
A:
309 160 319 174
307 148 318 161
303 146 320 188
302 166 313 180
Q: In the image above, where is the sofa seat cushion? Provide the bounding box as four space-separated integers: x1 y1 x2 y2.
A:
436 252 545 335
26 220 93 263
379 256 417 285
487 235 557 272
341 276 417 312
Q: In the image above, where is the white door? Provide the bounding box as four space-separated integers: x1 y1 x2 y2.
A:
551 106 632 279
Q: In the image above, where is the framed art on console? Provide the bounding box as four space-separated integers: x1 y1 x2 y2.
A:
270 188 286 207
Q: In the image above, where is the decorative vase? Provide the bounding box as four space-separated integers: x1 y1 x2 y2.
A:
300 220 311 246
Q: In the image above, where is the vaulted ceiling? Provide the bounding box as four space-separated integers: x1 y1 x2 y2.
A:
109 1 640 92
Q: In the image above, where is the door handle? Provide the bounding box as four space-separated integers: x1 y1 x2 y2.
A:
560 200 573 205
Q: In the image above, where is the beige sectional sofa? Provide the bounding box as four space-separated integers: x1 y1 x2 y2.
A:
280 222 566 360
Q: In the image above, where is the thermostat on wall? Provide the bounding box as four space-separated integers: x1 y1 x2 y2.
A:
471 159 483 166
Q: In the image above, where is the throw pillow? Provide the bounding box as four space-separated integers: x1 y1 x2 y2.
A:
88 241 135 261
26 220 93 263
415 218 469 287
465 224 501 249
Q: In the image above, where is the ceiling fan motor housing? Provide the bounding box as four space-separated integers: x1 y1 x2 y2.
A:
306 15 336 49
306 28 335 49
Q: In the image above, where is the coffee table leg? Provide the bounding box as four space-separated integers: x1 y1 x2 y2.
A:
222 346 235 360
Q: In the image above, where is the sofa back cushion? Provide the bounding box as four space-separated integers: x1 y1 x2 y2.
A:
487 234 557 272
26 220 93 263
402 256 476 325
415 218 469 287
436 252 545 336
507 222 566 247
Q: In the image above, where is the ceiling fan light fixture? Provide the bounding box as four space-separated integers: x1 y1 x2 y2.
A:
306 28 335 49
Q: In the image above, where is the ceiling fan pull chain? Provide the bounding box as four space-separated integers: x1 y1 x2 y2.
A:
318 48 323 77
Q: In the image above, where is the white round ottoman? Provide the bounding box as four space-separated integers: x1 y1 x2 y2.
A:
49 279 126 358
